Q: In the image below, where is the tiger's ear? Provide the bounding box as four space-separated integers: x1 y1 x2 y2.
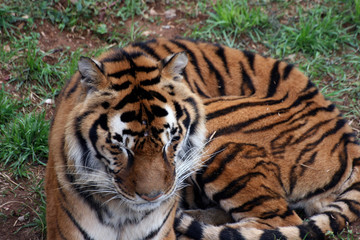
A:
160 52 188 81
78 56 106 90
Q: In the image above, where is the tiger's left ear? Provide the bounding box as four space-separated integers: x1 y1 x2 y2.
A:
160 52 188 81
78 56 106 91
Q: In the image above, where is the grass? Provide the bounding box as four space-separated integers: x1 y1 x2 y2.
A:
0 111 49 178
0 0 359 239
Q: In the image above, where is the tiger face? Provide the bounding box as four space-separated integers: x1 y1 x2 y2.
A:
63 51 206 211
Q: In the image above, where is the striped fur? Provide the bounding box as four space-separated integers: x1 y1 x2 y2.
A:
45 38 360 240
45 43 208 240
175 69 360 239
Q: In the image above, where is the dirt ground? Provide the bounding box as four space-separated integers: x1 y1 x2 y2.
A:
1 1 360 239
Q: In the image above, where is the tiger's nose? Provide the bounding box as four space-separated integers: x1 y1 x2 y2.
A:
139 191 163 201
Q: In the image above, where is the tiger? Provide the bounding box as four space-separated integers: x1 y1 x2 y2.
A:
45 38 360 240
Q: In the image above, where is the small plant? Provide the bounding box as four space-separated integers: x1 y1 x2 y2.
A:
0 111 49 178
190 0 269 44
0 87 21 126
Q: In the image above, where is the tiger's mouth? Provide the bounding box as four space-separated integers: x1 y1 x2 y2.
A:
111 179 177 211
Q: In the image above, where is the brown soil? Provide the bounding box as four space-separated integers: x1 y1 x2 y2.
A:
0 168 45 240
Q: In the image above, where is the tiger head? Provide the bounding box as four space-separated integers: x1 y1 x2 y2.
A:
64 50 206 211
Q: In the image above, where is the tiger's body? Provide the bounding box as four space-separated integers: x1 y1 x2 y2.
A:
45 38 360 240
177 87 360 240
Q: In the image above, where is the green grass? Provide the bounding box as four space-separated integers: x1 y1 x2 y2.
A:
0 87 21 126
190 0 269 46
0 111 49 178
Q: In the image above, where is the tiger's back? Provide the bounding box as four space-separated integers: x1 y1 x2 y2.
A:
175 47 360 239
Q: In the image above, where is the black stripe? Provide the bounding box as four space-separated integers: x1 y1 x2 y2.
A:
354 157 360 166
206 94 288 121
102 50 144 63
266 61 281 98
270 122 306 150
341 182 360 195
212 172 266 203
330 132 356 154
114 88 139 110
215 45 230 76
62 204 95 240
111 81 131 91
290 89 318 108
121 111 137 122
283 64 294 80
170 39 205 84
324 212 340 233
327 204 343 211
302 80 316 92
202 143 247 184
260 207 295 220
254 161 286 194
144 203 175 240
162 44 174 55
185 220 204 240
302 130 348 199
289 118 346 194
62 132 111 226
65 78 80 98
212 89 317 138
173 101 183 119
338 199 360 217
125 149 134 168
184 97 200 135
140 76 160 86
204 96 247 105
181 67 193 92
75 111 94 169
298 223 322 240
101 102 110 109
109 68 134 78
229 195 278 214
132 40 161 60
291 119 332 146
109 66 158 80
219 227 245 240
243 50 255 72
306 220 326 240
240 62 255 96
135 66 158 73
149 90 167 102
203 53 226 96
151 105 168 117
260 230 287 240
243 102 310 134
288 103 335 126
57 219 68 240
194 81 211 98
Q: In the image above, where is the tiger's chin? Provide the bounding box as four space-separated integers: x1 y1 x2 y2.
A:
111 189 177 212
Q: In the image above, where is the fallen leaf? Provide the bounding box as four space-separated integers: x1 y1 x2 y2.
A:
149 8 158 16
3 45 10 52
164 9 176 19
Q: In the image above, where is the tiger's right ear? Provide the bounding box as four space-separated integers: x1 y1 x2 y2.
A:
160 52 188 81
78 56 106 91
